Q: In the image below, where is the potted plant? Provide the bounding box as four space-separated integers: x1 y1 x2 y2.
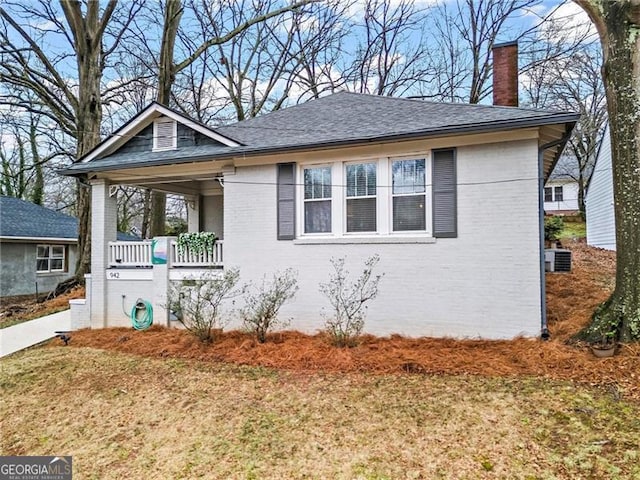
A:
590 319 618 358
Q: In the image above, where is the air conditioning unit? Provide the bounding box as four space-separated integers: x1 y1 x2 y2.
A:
545 249 572 272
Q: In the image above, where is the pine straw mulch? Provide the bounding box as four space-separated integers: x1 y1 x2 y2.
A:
0 286 85 328
62 242 640 401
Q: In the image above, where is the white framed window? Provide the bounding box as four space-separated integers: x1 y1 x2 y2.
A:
544 185 564 202
153 118 177 151
391 158 427 231
37 245 66 273
345 162 377 233
303 165 332 233
554 185 563 202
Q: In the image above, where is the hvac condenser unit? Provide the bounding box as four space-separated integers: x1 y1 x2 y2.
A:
544 249 572 272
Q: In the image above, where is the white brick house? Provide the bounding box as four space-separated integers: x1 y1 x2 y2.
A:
63 92 578 339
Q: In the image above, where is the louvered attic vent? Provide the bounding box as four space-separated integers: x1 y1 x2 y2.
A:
153 118 177 151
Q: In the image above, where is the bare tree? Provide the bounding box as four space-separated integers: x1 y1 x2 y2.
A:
146 0 317 236
573 0 640 343
520 18 606 216
342 0 433 97
0 107 59 204
0 0 145 278
426 0 539 103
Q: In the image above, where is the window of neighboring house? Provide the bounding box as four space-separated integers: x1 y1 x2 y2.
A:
36 245 66 273
544 187 553 202
554 186 563 202
346 162 377 232
392 158 426 231
153 118 177 151
304 165 332 233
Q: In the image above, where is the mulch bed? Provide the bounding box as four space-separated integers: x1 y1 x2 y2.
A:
0 286 85 327
59 242 640 401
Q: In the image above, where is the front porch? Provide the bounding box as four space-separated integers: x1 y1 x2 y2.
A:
85 169 228 330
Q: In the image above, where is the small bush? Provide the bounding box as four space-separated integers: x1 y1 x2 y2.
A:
241 269 298 343
319 255 383 347
167 268 242 342
544 216 564 242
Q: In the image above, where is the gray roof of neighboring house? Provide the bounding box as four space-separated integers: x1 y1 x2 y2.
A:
0 196 138 241
62 92 580 175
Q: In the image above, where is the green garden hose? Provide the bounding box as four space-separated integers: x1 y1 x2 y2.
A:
124 298 153 330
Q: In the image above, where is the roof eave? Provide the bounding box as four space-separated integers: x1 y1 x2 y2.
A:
60 113 580 176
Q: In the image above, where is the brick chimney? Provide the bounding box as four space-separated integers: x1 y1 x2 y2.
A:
492 41 518 107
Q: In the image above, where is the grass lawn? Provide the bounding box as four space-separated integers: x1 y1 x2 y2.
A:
1 348 639 479
560 220 586 241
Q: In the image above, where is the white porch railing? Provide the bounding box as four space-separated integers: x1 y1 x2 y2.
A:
109 241 152 267
171 240 223 267
108 239 223 268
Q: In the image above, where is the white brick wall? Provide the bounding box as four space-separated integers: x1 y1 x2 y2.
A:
90 180 117 329
224 138 542 339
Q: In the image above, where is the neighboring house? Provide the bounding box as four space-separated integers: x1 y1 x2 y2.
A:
61 89 578 339
544 159 580 215
0 196 135 297
585 125 616 250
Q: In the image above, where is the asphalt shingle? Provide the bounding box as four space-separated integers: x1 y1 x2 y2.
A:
0 196 138 241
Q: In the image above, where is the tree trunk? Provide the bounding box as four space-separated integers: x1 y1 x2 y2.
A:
148 0 183 237
575 0 640 342
60 1 116 279
150 191 167 237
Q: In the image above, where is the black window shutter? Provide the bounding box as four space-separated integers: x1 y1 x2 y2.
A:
277 163 296 240
432 149 457 238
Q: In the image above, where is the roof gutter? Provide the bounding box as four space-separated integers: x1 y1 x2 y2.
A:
538 130 574 340
0 236 77 243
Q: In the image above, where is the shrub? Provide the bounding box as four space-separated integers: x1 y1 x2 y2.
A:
167 268 242 342
241 269 298 343
319 255 383 347
544 216 564 242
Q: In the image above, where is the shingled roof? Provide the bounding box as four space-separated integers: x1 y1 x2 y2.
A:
0 196 136 241
62 91 579 175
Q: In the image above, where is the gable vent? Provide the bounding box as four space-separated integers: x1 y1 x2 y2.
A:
153 119 177 151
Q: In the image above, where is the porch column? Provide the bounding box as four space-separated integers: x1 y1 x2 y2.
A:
187 195 200 233
90 179 117 328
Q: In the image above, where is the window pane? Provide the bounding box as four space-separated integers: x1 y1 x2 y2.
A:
323 168 332 198
304 169 313 199
51 259 64 271
392 159 425 194
544 187 552 202
346 163 376 198
554 186 563 201
393 195 426 231
37 245 49 258
37 259 49 272
304 200 331 233
347 198 376 232
51 246 64 258
304 167 331 200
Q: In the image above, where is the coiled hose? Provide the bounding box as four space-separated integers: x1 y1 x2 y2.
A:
124 298 153 331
